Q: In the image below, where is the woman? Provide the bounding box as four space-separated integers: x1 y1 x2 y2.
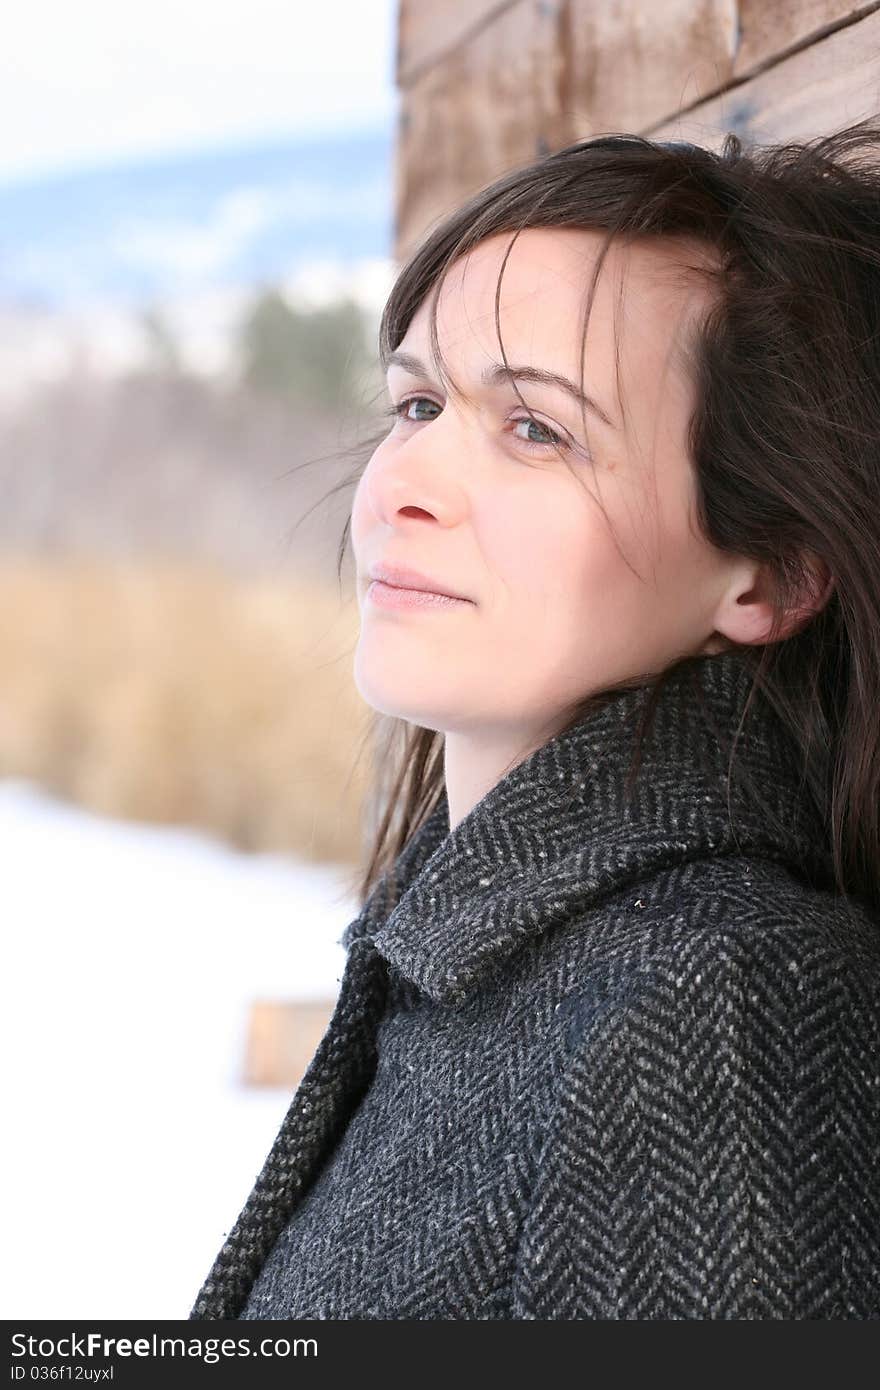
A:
190 123 880 1319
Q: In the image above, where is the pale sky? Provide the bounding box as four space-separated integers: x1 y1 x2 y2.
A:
0 0 397 183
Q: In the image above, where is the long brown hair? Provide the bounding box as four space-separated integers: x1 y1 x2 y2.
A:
316 119 880 916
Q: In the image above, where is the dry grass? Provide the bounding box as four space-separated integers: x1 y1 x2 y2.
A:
0 555 372 863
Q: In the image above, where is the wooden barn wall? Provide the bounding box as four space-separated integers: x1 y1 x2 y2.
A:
394 0 880 260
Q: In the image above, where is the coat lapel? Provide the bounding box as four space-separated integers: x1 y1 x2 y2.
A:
368 649 835 1005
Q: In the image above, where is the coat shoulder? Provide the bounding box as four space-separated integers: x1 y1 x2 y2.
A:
517 859 880 1318
550 852 880 1057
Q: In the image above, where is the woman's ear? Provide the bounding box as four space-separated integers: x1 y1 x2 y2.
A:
711 550 835 647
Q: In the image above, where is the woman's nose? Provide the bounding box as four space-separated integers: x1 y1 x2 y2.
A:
365 415 471 525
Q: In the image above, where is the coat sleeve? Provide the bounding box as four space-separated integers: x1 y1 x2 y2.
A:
510 925 880 1319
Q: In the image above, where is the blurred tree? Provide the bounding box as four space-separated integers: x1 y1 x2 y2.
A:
140 306 182 375
239 289 374 415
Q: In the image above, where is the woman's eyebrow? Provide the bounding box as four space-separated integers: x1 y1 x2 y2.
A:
384 349 620 431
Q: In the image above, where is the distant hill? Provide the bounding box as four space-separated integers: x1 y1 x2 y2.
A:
0 125 394 311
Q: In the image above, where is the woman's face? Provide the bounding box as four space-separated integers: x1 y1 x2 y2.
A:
351 226 736 744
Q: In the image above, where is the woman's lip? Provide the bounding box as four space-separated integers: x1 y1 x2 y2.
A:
366 580 473 611
368 563 471 602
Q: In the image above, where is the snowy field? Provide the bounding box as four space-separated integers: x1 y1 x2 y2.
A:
0 777 357 1319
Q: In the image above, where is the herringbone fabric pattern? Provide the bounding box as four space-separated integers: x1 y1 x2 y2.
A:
189 650 880 1319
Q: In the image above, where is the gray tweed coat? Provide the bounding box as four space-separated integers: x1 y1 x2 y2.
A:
190 649 880 1319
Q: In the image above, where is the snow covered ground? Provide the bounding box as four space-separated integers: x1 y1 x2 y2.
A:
0 777 358 1319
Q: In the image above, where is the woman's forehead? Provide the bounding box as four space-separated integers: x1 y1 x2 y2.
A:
402 228 710 397
437 226 713 305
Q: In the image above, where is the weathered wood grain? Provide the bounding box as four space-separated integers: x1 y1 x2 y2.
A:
395 1 880 258
395 0 739 258
397 0 519 84
734 0 878 77
395 1 564 260
649 7 880 149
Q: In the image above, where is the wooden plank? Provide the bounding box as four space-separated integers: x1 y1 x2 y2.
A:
243 998 335 1089
395 0 738 260
397 0 876 90
648 6 880 149
395 0 564 261
394 1 880 259
558 0 739 136
734 1 879 78
397 0 519 85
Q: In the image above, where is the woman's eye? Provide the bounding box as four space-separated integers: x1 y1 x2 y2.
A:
391 396 441 424
510 416 565 449
389 395 571 455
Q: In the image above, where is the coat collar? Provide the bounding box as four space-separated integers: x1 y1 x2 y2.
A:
342 650 833 1006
